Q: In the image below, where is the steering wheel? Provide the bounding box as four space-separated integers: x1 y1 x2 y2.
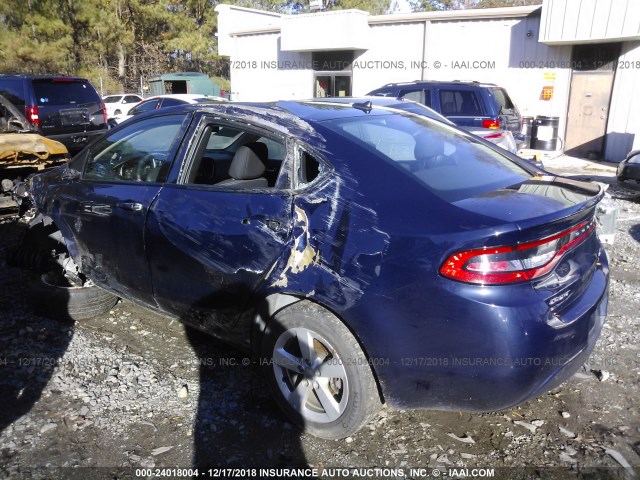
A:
135 154 157 181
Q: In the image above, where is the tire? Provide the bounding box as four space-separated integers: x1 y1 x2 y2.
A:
114 109 121 116
30 271 119 322
261 301 381 439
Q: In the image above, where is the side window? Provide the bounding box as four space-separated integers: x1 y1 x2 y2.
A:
123 95 141 104
439 90 483 116
129 99 160 115
206 126 243 149
256 136 286 161
187 123 287 189
83 114 187 183
399 89 432 107
0 80 27 107
296 148 323 188
490 88 515 113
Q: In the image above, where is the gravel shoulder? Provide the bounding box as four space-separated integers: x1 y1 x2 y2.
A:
0 160 639 479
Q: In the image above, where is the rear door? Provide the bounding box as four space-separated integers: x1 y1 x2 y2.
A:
146 114 293 337
32 78 106 136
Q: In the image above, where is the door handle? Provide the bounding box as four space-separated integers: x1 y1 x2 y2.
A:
118 201 144 212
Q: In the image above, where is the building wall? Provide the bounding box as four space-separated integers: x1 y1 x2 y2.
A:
215 5 281 58
424 17 572 140
540 0 640 45
351 16 573 142
229 32 312 101
353 22 426 95
217 3 638 160
605 41 640 161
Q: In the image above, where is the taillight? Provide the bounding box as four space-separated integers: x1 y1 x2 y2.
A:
100 101 108 124
482 119 500 129
25 105 40 127
440 218 596 285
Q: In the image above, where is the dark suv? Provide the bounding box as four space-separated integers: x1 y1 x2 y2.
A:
0 74 108 152
368 80 524 147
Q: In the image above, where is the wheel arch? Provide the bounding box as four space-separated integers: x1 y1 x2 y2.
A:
251 292 386 405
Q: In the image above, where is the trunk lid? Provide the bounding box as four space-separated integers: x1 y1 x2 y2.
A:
451 175 604 310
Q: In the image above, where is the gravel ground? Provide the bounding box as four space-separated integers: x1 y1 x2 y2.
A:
0 157 638 480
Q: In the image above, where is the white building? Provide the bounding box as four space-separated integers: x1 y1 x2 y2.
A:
215 0 640 162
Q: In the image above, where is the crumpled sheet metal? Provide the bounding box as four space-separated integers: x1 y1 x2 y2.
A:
0 133 68 165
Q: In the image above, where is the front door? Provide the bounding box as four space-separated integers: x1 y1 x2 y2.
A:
564 71 615 156
56 113 190 304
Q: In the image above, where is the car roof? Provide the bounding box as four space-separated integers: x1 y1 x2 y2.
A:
157 98 442 125
125 97 468 139
373 80 499 89
155 93 221 101
0 73 89 81
308 96 453 124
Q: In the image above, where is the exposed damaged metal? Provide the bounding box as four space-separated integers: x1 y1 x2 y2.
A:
0 94 69 212
272 206 320 287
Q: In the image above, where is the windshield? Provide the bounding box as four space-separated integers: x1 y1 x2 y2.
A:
322 113 531 202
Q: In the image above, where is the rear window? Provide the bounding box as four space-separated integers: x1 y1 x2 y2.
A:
323 113 531 202
489 87 515 113
439 90 483 116
33 80 100 106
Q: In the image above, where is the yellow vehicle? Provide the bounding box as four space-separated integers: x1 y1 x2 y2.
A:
0 94 69 211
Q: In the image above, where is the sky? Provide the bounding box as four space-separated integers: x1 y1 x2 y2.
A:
388 0 414 14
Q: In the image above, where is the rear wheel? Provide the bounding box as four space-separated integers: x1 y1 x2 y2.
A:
261 301 381 439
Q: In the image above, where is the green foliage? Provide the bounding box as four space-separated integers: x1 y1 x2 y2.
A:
326 0 393 15
211 75 231 94
76 66 124 96
409 0 540 10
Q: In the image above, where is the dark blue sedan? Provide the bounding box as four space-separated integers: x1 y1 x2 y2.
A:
24 99 609 439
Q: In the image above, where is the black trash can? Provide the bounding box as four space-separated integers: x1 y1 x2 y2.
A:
531 116 559 151
521 116 534 148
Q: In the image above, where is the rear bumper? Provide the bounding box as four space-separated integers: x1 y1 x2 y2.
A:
361 249 609 412
46 129 107 152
